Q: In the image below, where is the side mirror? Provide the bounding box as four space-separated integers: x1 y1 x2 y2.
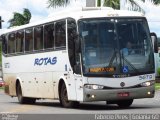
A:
150 32 158 53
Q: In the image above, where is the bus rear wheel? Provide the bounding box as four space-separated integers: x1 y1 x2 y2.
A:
60 83 79 108
16 83 36 104
117 99 133 108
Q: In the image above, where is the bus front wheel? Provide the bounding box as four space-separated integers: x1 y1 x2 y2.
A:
60 83 79 108
16 83 36 104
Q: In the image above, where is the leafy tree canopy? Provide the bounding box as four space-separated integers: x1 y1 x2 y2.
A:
8 8 31 28
47 0 70 8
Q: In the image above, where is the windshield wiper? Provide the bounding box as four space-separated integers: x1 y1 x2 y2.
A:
121 53 140 73
108 50 140 73
108 48 118 67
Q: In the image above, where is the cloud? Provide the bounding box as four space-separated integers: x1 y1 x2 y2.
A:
0 0 27 27
146 8 160 37
135 1 160 37
0 0 50 28
0 0 87 28
1 0 159 37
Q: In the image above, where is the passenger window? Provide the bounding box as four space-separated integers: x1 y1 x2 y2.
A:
44 23 54 49
25 28 33 52
16 30 24 53
1 35 7 54
8 33 16 54
34 26 43 50
55 20 66 49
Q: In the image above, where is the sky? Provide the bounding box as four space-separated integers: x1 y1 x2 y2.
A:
136 0 160 37
0 0 160 37
0 0 53 28
0 0 85 29
120 0 160 37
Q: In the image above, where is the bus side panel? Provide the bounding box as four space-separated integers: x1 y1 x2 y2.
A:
3 73 17 96
52 70 78 101
38 72 54 98
65 73 77 101
18 72 54 99
2 51 77 100
74 75 84 101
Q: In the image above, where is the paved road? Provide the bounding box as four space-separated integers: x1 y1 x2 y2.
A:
0 89 160 114
1 89 160 120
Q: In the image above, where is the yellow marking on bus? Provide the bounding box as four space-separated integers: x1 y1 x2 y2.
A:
89 67 115 72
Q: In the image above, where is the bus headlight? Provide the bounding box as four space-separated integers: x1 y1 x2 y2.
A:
84 84 104 90
140 80 155 87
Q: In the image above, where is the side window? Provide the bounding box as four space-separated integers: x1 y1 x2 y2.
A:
55 20 66 49
34 26 43 50
1 35 7 54
67 18 77 69
8 33 16 54
16 30 24 53
44 23 54 49
25 28 33 52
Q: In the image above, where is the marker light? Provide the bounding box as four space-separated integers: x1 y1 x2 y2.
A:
85 84 104 90
91 95 95 98
147 92 151 95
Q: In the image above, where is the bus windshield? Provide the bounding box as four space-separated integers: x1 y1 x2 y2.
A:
78 18 154 77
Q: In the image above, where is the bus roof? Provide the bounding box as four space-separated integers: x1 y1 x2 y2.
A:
1 7 144 35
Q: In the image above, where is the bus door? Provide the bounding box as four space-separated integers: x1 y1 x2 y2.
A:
74 74 83 101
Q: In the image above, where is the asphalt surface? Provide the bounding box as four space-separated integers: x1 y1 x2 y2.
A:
0 89 160 120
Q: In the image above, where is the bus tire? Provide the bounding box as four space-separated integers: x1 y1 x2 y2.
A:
117 99 133 108
16 82 36 104
26 98 36 104
60 83 79 108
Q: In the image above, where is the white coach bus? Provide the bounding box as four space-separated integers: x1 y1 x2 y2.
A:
1 7 158 108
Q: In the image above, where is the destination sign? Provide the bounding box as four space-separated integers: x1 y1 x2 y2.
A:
89 67 115 73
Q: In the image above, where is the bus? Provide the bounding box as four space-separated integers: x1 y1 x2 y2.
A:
154 37 160 77
1 7 158 108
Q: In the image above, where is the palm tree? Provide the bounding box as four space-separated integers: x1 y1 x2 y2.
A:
103 0 120 9
47 0 160 9
98 0 160 9
47 0 70 8
142 0 160 4
8 8 31 28
97 0 120 9
119 0 160 14
153 0 160 4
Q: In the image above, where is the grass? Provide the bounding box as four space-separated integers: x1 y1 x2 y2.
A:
155 83 160 90
0 86 4 90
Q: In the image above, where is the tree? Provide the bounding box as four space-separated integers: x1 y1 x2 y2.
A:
97 0 160 9
153 0 160 4
142 0 160 4
103 0 120 9
47 0 70 8
8 8 31 28
97 0 120 9
47 0 160 9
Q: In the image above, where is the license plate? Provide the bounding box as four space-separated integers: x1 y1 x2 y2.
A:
118 92 129 97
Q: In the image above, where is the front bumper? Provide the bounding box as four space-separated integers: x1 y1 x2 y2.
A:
83 85 155 102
